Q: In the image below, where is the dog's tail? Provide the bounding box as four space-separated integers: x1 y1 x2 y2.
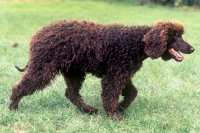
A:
15 65 28 72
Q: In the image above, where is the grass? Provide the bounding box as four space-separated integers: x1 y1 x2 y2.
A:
0 1 200 132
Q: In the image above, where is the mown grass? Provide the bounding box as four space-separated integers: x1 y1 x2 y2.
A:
0 1 200 133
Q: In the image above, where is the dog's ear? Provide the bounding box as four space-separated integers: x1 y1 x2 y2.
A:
142 22 168 59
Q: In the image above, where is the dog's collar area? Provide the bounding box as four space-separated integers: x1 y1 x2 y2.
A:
168 48 184 62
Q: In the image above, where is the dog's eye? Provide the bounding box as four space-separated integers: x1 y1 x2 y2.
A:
176 33 181 37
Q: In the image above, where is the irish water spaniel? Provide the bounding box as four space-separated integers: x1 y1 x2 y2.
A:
9 20 194 120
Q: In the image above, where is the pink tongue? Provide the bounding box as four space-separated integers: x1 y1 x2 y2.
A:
168 48 184 61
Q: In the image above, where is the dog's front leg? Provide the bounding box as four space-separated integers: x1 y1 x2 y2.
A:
101 72 130 121
118 79 138 112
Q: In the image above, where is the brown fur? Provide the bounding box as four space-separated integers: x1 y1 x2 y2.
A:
9 20 194 120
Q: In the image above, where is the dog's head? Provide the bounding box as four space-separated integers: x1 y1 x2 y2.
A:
143 21 194 62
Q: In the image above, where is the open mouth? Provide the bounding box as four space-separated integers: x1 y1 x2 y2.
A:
168 48 184 62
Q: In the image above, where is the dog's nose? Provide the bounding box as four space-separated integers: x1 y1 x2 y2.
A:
190 47 195 52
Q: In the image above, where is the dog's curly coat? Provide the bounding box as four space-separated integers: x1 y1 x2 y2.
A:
9 20 194 120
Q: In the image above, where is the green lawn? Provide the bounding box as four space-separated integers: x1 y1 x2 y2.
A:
0 1 200 133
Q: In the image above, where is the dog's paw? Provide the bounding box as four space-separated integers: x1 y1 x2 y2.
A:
81 105 98 114
107 112 126 121
8 103 18 111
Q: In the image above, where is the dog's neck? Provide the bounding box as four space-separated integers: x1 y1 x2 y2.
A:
129 26 152 61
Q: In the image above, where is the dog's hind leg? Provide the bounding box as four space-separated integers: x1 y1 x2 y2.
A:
9 66 57 110
62 70 98 114
118 80 138 112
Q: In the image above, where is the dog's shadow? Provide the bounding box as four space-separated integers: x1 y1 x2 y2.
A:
17 88 171 120
19 90 101 112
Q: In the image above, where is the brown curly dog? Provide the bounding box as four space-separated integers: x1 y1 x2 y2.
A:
9 20 194 120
